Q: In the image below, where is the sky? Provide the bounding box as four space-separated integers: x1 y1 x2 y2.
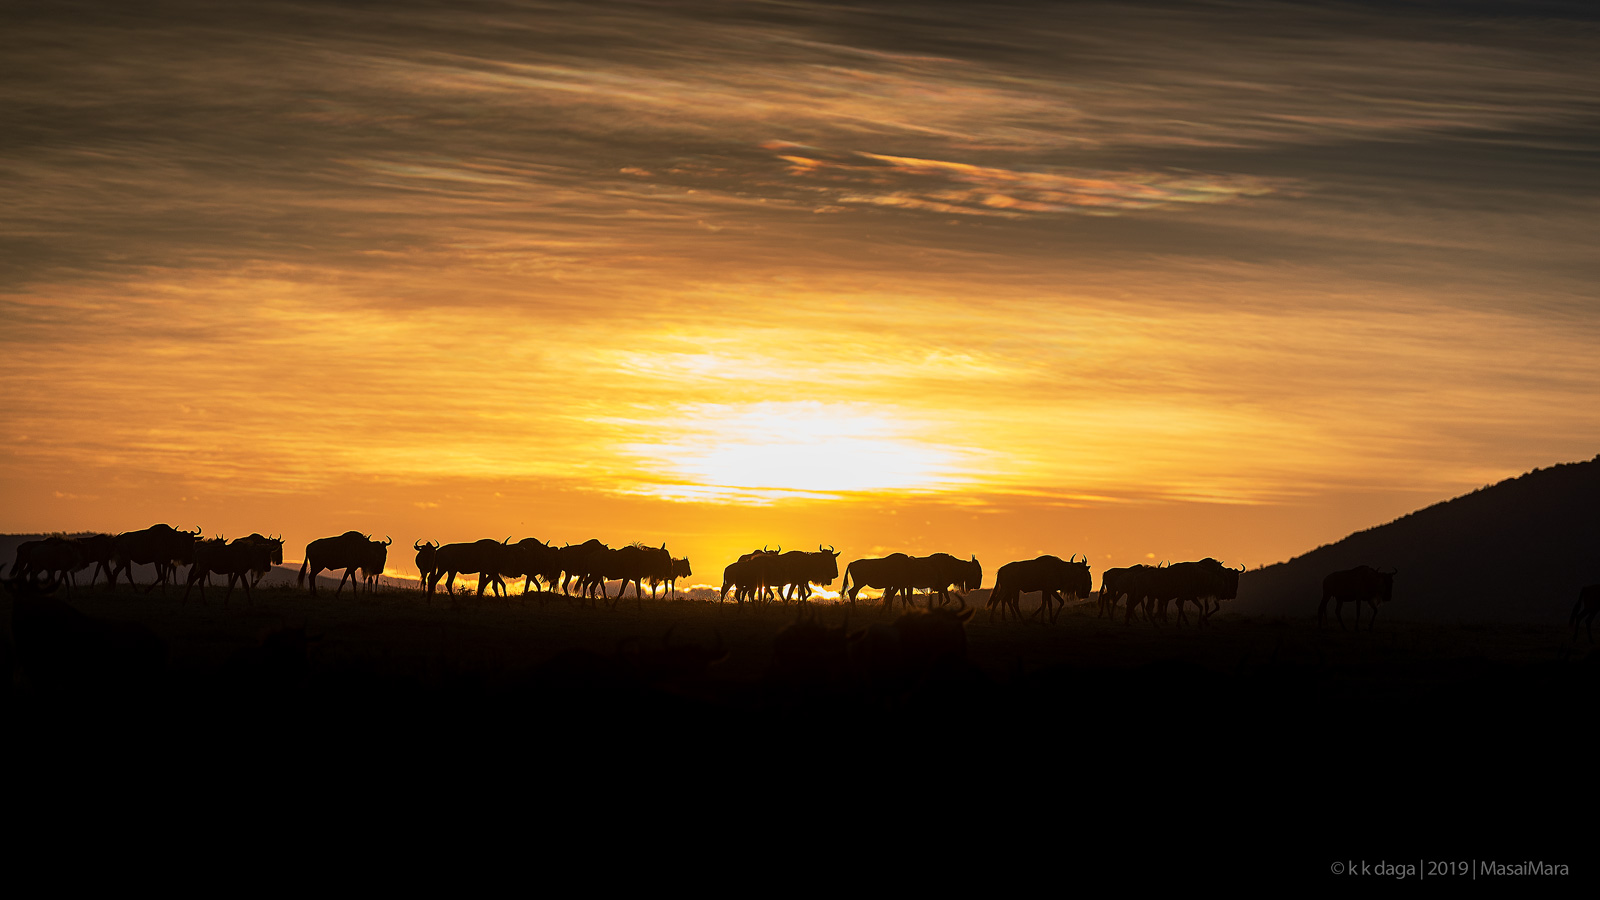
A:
3 0 1597 586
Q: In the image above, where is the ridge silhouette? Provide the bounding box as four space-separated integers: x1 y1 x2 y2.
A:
1236 455 1600 622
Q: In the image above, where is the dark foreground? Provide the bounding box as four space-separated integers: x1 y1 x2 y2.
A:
5 583 1593 881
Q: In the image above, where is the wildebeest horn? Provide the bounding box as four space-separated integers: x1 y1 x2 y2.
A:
383 535 393 546
414 540 424 551
188 525 202 536
503 536 511 544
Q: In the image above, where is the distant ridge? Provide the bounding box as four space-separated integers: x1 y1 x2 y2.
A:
1235 455 1600 622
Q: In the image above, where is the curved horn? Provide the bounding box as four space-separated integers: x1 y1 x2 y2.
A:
414 540 424 551
189 525 203 536
503 536 511 545
383 535 393 546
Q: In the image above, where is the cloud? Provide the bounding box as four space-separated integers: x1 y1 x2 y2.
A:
762 141 1280 218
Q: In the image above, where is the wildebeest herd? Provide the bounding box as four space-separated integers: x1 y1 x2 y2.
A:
8 522 1598 640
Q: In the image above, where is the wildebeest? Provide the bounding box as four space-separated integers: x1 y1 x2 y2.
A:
109 524 203 593
987 554 1092 623
611 543 673 607
769 609 852 698
231 533 284 588
298 531 392 598
650 557 692 600
414 540 439 589
757 546 840 603
719 547 777 604
4 569 166 696
355 537 390 595
907 553 982 609
1098 566 1141 618
183 536 278 605
848 607 976 700
1318 565 1396 631
556 539 607 595
73 533 117 586
498 537 561 596
9 537 88 587
426 538 510 601
840 553 914 609
1571 584 1600 643
1153 558 1244 627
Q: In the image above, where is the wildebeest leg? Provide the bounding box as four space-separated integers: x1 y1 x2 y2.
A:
1336 599 1347 631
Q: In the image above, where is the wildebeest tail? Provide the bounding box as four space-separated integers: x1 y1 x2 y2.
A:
297 557 309 589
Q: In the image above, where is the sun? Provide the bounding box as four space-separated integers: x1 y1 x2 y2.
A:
618 401 974 501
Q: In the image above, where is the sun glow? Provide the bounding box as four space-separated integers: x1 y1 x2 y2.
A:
616 402 978 502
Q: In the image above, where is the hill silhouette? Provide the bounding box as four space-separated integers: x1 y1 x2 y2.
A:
1235 455 1600 622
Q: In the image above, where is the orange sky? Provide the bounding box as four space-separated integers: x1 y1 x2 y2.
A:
4 1 1597 586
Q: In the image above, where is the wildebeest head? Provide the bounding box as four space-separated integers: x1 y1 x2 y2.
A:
414 540 438 575
894 606 974 673
964 555 983 592
1375 567 1396 604
814 544 840 585
672 557 692 579
365 537 389 575
240 533 284 566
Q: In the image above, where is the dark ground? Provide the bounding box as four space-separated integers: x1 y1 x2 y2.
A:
6 581 1592 883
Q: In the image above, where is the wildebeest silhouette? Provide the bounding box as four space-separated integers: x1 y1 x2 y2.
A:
988 554 1092 623
231 533 284 588
1569 584 1598 642
426 538 510 601
617 624 728 683
108 524 202 593
1098 565 1146 618
414 540 439 589
770 609 851 696
9 537 86 586
499 537 561 596
651 557 692 600
848 606 976 700
184 536 279 605
3 570 165 696
840 553 915 609
907 553 982 610
719 547 777 604
556 539 607 595
298 531 391 598
609 543 673 608
1318 565 1396 630
756 546 840 603
1153 558 1244 627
